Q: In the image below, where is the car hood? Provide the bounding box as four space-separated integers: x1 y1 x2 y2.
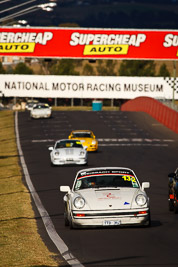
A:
55 148 85 155
77 188 140 209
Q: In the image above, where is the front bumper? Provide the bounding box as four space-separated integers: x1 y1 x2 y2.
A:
52 157 87 165
87 145 98 152
31 113 51 119
71 208 150 227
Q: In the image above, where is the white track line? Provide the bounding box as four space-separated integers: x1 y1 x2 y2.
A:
31 138 174 146
99 144 168 147
15 112 84 267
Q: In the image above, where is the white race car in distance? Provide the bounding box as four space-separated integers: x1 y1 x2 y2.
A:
60 167 151 228
26 99 39 110
49 139 88 166
30 103 52 119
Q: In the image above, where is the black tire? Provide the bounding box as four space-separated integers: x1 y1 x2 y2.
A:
168 199 174 211
69 218 74 229
69 213 77 229
174 197 178 214
143 212 151 227
64 212 69 227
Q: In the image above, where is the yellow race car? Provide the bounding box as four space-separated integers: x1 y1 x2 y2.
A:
68 130 98 152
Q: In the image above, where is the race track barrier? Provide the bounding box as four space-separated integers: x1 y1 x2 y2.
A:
121 97 178 134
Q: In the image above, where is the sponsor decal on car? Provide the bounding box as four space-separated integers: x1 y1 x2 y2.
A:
97 192 121 200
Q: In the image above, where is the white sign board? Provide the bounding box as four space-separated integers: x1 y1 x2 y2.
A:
0 75 177 99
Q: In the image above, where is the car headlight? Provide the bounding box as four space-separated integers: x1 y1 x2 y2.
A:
74 197 85 209
54 151 59 156
92 140 97 145
135 194 147 206
80 151 85 156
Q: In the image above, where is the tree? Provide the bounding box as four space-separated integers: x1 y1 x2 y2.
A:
157 63 170 77
5 65 13 74
13 62 33 74
0 62 6 74
49 59 79 75
82 63 95 75
96 60 116 76
119 60 156 76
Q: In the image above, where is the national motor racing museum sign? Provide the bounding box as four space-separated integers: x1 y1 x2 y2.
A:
0 75 178 99
0 27 178 59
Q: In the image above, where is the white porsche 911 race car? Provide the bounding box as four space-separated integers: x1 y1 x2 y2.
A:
30 103 52 119
60 167 151 228
48 139 88 166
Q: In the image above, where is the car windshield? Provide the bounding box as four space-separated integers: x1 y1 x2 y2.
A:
33 104 49 109
74 170 139 191
55 140 83 149
72 132 92 138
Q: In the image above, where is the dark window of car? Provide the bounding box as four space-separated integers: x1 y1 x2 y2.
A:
33 104 49 109
56 140 83 149
73 132 92 138
74 173 139 191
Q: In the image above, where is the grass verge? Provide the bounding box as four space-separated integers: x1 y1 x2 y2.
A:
0 110 60 267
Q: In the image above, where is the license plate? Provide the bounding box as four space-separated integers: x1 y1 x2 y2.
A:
66 158 73 161
103 220 121 226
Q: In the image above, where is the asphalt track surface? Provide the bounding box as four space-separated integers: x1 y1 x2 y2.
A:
18 110 178 267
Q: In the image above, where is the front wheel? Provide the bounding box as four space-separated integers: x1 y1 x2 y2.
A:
143 212 151 227
64 212 69 226
168 199 174 211
69 213 78 229
174 197 178 214
69 216 74 229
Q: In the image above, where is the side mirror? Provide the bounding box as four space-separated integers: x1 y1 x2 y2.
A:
60 185 70 193
48 146 53 151
84 146 88 150
141 182 150 191
68 135 72 139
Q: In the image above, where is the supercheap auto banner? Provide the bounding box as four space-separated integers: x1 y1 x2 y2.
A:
0 75 178 99
0 27 178 59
